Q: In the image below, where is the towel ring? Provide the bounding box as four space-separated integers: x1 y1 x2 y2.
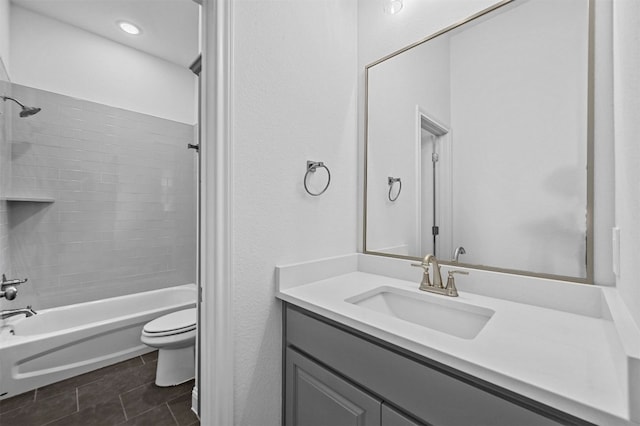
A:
388 177 402 202
304 161 331 196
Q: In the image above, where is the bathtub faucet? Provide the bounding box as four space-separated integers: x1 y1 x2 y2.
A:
0 306 37 320
1 274 28 287
1 274 28 300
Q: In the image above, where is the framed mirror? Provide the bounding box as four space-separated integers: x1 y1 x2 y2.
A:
364 0 593 283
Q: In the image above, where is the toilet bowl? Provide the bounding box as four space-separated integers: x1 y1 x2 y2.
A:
141 308 196 387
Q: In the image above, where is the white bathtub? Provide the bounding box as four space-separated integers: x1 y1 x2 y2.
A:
0 284 196 400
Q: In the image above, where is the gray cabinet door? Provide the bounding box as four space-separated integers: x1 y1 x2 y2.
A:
381 404 425 426
286 347 382 426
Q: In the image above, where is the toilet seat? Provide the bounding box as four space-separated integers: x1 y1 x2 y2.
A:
142 308 196 337
141 328 196 349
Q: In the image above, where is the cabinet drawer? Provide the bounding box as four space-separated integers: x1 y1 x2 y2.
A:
285 305 586 426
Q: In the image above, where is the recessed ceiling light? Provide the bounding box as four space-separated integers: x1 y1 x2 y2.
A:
118 21 141 35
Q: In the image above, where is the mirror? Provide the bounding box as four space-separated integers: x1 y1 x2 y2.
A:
364 0 593 282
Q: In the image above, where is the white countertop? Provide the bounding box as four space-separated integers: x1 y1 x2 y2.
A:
276 253 640 426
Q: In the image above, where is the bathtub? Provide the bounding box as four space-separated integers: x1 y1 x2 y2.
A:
0 284 196 400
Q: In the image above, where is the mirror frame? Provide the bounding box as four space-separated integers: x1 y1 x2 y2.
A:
363 0 594 284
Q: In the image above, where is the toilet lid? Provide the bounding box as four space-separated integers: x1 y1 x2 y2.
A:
143 308 196 335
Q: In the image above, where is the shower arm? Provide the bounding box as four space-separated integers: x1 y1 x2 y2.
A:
1 95 42 117
1 96 27 108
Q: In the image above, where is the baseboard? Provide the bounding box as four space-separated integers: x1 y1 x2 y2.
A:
191 386 199 417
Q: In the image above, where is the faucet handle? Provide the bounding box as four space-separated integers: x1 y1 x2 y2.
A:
411 263 432 290
0 286 18 300
411 262 431 276
1 274 28 288
445 270 468 297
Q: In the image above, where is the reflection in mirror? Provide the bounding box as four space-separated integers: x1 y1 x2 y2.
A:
365 0 592 282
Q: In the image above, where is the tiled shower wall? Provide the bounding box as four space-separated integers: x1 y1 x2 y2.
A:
6 84 196 309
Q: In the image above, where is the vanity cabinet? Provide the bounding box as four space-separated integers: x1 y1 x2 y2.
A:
283 303 592 426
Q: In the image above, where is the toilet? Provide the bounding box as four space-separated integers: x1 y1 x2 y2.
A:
141 308 197 387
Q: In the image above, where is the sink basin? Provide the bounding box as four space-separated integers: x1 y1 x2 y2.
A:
346 286 494 339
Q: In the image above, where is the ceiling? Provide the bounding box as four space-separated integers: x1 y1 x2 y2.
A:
11 0 200 68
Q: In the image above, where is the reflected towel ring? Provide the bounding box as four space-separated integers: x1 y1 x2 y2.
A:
304 161 331 196
388 177 402 202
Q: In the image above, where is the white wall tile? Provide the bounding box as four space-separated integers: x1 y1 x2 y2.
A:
7 84 196 308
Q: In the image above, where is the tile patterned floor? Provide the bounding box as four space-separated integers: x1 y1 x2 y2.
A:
0 351 199 426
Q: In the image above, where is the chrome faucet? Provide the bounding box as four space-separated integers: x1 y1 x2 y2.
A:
411 254 468 297
453 246 466 262
1 274 28 300
1 274 28 286
1 306 37 320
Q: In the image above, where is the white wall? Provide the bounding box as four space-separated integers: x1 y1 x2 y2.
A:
10 5 196 124
0 0 9 74
613 0 640 327
449 0 589 278
231 0 358 424
593 0 615 286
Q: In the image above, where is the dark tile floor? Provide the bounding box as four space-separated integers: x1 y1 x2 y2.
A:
0 351 199 426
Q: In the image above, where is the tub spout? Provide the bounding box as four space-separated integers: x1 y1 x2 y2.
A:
1 306 37 320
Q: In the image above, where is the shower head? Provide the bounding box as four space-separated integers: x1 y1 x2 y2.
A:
1 96 41 118
19 106 42 117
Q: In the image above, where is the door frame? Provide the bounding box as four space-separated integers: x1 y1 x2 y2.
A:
415 106 453 258
200 1 235 425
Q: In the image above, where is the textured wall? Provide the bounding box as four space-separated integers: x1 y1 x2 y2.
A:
7 84 196 309
231 0 358 424
613 0 640 327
